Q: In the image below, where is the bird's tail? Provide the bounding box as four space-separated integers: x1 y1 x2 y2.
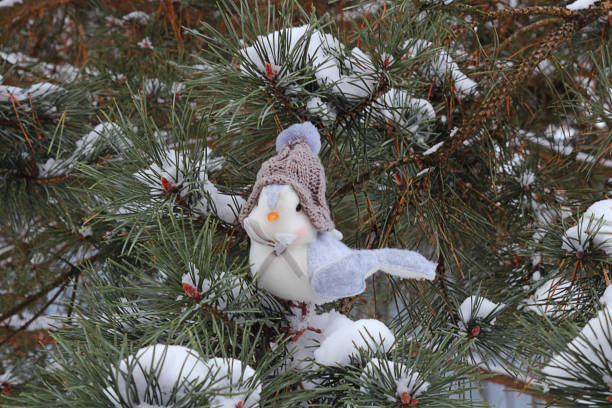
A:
359 248 437 281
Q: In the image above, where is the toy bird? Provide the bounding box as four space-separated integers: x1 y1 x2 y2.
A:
240 122 436 304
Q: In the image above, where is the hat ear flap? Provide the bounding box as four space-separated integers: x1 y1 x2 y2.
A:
276 122 321 154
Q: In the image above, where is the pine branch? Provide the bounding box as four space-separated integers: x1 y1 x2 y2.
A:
0 258 88 323
266 77 308 123
0 0 84 26
0 279 69 347
330 70 390 128
465 4 609 20
332 8 605 199
498 18 562 53
435 251 451 310
200 301 233 326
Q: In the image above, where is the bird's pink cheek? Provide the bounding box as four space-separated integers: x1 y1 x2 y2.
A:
295 225 307 240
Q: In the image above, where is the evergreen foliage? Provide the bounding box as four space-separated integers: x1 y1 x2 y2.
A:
0 0 611 406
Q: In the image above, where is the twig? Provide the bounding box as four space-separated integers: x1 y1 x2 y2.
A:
499 18 562 53
0 258 87 323
436 251 452 311
466 5 603 20
200 301 233 326
0 279 69 346
480 370 554 403
66 277 79 319
268 81 308 123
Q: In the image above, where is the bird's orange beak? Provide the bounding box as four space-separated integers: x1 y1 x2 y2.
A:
267 212 279 222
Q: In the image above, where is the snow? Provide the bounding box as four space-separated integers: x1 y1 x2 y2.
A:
576 152 612 168
0 0 22 7
0 81 65 102
1 311 56 331
423 141 444 156
135 149 244 224
196 181 246 224
516 170 535 187
361 358 430 403
376 88 436 124
36 122 123 178
0 50 36 65
137 37 154 50
123 11 150 24
542 302 612 394
403 38 479 96
206 358 260 408
37 157 74 178
104 345 260 408
562 199 612 256
136 149 193 192
601 285 612 306
240 25 377 101
458 295 503 328
415 167 431 178
286 307 395 369
74 122 121 157
375 89 436 139
306 96 337 124
523 278 578 318
181 265 243 310
340 1 387 20
566 0 598 10
314 318 395 366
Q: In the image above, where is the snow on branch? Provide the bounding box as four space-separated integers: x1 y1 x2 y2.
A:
103 345 260 408
542 286 612 403
403 39 479 97
239 25 379 102
135 148 245 224
180 264 245 311
373 88 436 143
361 358 430 406
286 306 395 371
523 278 580 318
0 81 65 103
566 0 600 11
36 122 124 178
562 199 612 256
458 295 504 330
0 0 23 8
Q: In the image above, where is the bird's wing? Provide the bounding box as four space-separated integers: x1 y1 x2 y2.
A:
359 248 437 281
308 234 437 302
308 232 366 302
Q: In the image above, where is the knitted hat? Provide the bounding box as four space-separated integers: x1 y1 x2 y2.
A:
239 122 334 232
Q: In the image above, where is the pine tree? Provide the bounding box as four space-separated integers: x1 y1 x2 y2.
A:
1 0 611 407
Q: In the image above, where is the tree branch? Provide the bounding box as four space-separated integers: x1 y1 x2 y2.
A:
0 279 69 347
331 9 604 199
0 258 87 323
480 370 554 403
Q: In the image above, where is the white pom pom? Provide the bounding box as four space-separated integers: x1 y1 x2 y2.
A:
275 122 321 154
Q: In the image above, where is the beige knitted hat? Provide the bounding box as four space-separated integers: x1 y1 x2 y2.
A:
239 122 334 232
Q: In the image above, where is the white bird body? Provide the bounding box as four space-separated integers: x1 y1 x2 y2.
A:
249 240 325 303
244 184 327 304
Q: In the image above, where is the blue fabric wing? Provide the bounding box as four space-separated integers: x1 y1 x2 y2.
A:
308 232 366 301
308 232 437 302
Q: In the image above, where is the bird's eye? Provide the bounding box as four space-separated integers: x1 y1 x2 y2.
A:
296 203 302 212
